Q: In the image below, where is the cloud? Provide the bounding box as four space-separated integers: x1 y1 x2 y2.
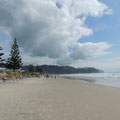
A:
71 42 112 60
57 55 74 66
57 0 112 17
22 55 57 65
57 42 112 65
0 0 112 65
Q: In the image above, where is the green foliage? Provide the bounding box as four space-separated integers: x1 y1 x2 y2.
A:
28 64 34 73
0 47 4 63
6 38 22 71
35 65 43 73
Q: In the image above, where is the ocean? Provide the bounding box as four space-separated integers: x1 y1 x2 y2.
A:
60 73 120 88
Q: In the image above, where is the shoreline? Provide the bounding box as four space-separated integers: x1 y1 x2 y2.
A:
60 74 120 88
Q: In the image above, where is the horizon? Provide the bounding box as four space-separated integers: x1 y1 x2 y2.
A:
0 0 120 72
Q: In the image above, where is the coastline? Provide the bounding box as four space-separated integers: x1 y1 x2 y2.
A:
0 77 120 120
60 73 120 88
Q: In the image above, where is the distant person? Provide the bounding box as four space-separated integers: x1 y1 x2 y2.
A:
51 76 53 78
46 74 49 79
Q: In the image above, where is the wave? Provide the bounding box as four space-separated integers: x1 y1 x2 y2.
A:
60 73 120 88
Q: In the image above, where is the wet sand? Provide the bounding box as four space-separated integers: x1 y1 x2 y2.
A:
0 77 120 120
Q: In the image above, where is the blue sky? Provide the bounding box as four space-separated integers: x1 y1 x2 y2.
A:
75 0 120 72
80 0 120 57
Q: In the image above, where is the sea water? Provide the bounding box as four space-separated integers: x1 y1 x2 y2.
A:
60 73 120 88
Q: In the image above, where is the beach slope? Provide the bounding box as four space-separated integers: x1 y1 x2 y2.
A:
0 77 120 120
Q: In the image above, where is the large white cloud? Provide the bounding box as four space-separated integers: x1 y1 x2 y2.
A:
0 0 112 65
57 42 112 65
57 0 112 17
71 42 112 60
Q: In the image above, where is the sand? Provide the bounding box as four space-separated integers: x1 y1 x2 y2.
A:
0 77 120 120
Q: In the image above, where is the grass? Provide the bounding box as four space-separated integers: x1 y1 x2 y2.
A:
0 71 32 79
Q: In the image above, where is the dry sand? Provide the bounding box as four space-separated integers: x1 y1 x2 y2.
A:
0 77 120 120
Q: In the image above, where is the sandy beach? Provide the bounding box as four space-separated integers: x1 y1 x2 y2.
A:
0 77 120 120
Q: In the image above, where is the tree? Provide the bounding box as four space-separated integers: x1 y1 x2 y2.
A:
35 65 43 74
6 38 22 72
0 47 4 63
28 64 34 73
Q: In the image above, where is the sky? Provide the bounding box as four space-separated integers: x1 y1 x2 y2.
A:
0 0 120 72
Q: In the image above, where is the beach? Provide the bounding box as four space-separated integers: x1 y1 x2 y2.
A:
0 77 120 120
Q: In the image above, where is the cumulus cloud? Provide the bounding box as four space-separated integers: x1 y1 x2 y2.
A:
57 42 112 65
57 55 74 66
22 55 57 65
0 0 112 65
71 42 112 60
57 0 112 17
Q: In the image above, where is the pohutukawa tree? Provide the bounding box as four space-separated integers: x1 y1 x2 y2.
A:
0 47 4 63
6 38 22 72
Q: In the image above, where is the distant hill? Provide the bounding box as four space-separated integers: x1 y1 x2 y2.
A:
23 65 104 74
